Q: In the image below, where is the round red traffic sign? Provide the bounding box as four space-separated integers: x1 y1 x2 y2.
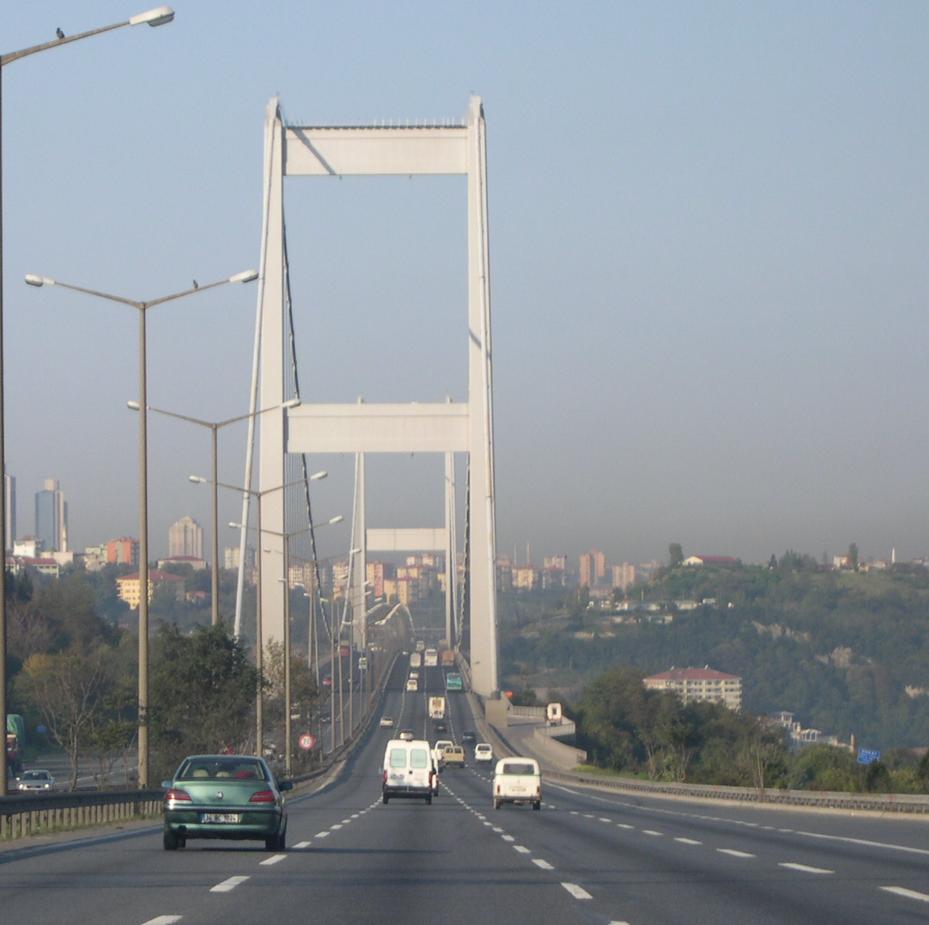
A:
298 733 317 751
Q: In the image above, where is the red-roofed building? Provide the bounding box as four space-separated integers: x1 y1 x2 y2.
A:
644 666 742 711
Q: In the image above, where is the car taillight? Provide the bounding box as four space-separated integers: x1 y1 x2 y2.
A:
383 770 388 784
249 790 276 803
165 788 191 803
496 784 501 794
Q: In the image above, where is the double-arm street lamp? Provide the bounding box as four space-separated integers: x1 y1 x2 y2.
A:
193 473 326 753
131 398 302 627
229 515 344 776
25 268 258 789
0 5 174 795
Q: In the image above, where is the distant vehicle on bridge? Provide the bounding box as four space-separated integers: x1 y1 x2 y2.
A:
446 672 463 692
440 649 455 667
423 648 438 667
409 652 421 669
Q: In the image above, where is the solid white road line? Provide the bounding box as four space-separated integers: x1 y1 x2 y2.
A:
561 883 592 900
717 849 755 858
778 863 833 875
533 859 554 870
293 841 311 849
674 837 702 845
881 886 929 903
142 918 182 925
260 855 286 866
797 830 929 858
210 876 250 893
514 845 530 853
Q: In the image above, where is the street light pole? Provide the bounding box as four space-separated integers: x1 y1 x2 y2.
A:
26 269 257 788
138 399 301 627
227 508 340 768
0 4 174 796
198 473 322 753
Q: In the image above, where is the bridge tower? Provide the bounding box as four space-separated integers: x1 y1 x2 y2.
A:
253 97 498 696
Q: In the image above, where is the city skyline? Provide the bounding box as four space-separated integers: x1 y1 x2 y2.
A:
3 4 927 567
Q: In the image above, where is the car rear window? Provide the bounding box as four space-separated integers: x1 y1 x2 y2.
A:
410 749 429 769
178 758 267 781
502 763 536 775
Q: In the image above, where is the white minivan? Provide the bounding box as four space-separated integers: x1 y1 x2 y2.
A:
493 757 541 810
382 739 436 805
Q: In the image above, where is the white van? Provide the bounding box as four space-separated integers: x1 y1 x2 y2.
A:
382 739 436 805
493 757 541 810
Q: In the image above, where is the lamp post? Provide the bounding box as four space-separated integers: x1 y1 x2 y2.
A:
26 268 257 788
196 472 325 754
0 5 174 796
132 398 302 627
230 513 342 775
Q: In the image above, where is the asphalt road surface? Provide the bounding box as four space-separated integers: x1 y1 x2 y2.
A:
2 661 929 924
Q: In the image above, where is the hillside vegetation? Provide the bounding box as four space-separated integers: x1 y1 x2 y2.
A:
501 556 929 751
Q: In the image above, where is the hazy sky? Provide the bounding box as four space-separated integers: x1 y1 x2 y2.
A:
3 2 928 567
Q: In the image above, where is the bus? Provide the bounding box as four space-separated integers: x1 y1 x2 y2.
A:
445 672 463 692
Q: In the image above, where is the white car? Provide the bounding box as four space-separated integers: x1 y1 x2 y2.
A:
17 769 56 792
474 743 493 763
379 716 395 728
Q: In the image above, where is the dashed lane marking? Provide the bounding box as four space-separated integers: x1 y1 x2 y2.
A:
502 835 515 842
533 859 555 870
260 855 286 866
210 876 250 893
599 817 611 823
779 863 833 875
561 883 592 900
315 831 330 838
492 826 503 833
642 830 662 836
514 846 530 854
881 886 929 903
616 823 634 830
142 918 182 925
717 849 755 859
674 837 702 845
293 841 311 849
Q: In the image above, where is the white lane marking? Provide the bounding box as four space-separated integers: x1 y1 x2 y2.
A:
533 859 554 870
514 845 530 854
315 831 330 838
881 886 929 903
561 883 592 900
330 824 343 830
779 862 833 875
608 921 632 925
351 814 359 819
492 826 503 833
599 817 611 822
210 876 250 893
260 854 286 866
583 813 595 819
142 918 182 925
616 823 634 830
796 830 929 858
642 830 662 836
502 835 515 842
675 837 702 845
717 849 755 858
293 841 311 849
483 821 493 827
570 810 579 816
341 818 352 824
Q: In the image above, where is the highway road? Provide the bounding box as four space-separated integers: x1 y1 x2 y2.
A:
2 660 929 924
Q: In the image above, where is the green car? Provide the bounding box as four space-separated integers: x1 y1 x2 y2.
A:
161 754 292 851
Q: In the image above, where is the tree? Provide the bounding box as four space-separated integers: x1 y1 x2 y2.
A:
848 543 859 572
149 623 259 780
669 544 684 568
15 646 116 790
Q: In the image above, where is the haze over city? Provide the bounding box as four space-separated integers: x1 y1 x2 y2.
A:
4 2 927 566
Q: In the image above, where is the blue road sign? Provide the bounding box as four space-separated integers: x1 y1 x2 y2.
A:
857 748 880 765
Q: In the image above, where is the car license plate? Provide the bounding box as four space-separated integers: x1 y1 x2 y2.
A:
201 812 241 824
